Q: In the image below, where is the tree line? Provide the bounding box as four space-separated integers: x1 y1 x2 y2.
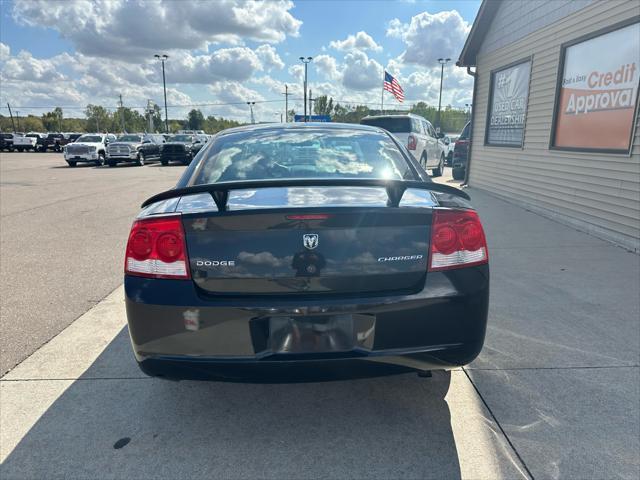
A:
0 105 242 134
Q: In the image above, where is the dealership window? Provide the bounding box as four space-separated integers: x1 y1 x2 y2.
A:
550 20 640 153
485 58 532 147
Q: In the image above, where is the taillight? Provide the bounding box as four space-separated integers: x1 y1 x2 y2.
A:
408 135 417 150
125 215 190 279
428 209 488 271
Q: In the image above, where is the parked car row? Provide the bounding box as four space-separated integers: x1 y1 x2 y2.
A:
0 132 84 152
61 132 210 167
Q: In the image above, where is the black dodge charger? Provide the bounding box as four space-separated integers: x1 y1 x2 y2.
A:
124 123 489 381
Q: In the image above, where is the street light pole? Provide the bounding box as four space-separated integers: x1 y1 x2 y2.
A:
246 102 256 124
299 56 313 122
282 84 292 123
154 54 169 133
437 58 451 132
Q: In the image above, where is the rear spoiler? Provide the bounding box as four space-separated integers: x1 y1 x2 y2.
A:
141 179 470 211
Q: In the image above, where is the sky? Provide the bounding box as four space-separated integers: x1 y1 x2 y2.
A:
0 0 481 122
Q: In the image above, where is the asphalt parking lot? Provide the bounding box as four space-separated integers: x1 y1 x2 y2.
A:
1 152 639 479
0 153 185 375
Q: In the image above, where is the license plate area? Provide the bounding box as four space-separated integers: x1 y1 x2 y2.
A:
268 314 375 354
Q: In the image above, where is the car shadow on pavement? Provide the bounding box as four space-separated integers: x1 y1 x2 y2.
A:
1 327 463 479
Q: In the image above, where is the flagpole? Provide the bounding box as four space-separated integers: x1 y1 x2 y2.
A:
381 70 384 114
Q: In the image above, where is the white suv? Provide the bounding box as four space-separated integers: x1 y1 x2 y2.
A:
360 114 445 177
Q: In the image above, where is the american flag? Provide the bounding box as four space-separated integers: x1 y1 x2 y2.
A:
383 71 404 103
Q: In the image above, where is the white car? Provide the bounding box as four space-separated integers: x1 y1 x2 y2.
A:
360 114 446 177
64 133 116 167
440 134 458 166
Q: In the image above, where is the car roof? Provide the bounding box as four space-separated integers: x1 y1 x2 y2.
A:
217 122 383 137
361 113 427 121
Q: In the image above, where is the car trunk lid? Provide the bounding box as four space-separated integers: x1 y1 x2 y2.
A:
180 186 432 296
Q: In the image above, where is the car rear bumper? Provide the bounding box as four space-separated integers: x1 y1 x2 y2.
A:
125 265 489 381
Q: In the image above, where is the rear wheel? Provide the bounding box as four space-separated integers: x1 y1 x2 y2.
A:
136 152 145 166
432 155 444 177
452 167 465 180
67 161 77 167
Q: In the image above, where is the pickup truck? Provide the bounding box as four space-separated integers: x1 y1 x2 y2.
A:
43 133 74 152
106 133 165 167
0 133 16 151
13 135 38 152
160 134 206 165
64 133 116 167
26 132 48 151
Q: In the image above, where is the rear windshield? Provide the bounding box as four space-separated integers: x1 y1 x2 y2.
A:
76 135 102 143
118 135 143 142
459 123 471 140
194 128 413 185
172 135 193 142
360 117 412 133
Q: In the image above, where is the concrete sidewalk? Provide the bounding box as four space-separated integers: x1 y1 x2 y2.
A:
1 187 638 479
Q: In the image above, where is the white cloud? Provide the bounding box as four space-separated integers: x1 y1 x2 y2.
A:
341 51 382 91
0 43 10 61
288 64 304 83
394 65 473 106
313 55 340 81
386 10 470 67
12 0 302 62
255 44 285 70
164 48 262 84
386 18 408 39
1 50 66 82
329 31 382 52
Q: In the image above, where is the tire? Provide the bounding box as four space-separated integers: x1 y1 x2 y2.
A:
107 160 117 167
161 159 169 166
446 151 453 166
452 167 465 180
432 155 444 177
95 152 105 166
16 147 23 152
136 152 145 166
67 161 77 167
